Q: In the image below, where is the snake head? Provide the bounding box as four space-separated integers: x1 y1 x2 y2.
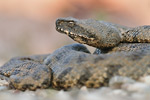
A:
56 17 121 49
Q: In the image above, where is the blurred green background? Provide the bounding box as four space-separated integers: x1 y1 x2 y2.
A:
0 0 150 65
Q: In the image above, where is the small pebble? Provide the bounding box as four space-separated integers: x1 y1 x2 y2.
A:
53 90 72 100
140 76 150 84
0 79 9 86
80 86 88 92
109 76 135 89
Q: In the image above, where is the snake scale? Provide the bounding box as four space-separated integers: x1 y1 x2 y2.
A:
0 17 150 90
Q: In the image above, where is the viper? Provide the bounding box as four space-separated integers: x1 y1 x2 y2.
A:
0 17 150 91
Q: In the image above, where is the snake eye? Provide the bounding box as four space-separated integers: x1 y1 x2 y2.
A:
68 21 74 27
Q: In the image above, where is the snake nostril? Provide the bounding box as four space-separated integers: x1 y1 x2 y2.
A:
56 19 62 26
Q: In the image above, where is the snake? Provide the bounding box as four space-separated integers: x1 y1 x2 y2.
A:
0 17 150 90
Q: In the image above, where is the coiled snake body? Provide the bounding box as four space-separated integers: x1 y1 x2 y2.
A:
0 17 150 90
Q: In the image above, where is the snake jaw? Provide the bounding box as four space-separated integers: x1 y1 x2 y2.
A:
56 27 96 44
56 26 94 44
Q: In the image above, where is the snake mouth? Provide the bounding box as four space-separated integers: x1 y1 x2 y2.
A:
56 26 96 44
56 26 94 40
